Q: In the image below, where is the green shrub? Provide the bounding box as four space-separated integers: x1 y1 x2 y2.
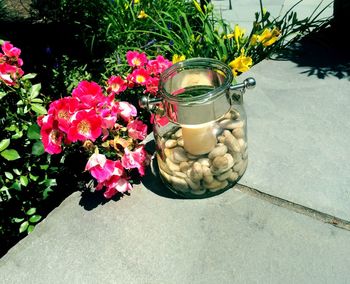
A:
0 40 57 256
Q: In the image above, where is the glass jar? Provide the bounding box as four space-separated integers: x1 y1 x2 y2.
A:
147 58 255 198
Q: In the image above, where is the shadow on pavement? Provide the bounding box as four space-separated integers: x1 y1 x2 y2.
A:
277 23 350 80
78 188 124 211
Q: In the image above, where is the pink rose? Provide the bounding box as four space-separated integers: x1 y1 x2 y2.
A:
72 81 105 109
114 101 137 122
67 110 102 142
121 145 148 176
127 119 148 140
126 51 148 67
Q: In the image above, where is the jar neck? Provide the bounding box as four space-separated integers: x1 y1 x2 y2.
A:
159 58 234 124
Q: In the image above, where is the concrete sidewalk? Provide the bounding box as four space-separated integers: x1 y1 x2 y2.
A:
212 0 333 34
1 184 350 283
1 1 350 283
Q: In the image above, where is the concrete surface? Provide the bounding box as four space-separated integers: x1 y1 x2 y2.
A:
212 0 333 34
1 184 350 283
239 45 350 221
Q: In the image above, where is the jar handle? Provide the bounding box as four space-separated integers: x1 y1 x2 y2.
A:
139 95 163 111
230 77 256 93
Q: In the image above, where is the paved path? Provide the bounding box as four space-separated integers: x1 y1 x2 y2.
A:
212 0 333 34
1 1 350 283
1 185 350 283
240 57 350 221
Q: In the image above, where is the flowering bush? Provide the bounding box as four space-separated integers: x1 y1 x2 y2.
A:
38 51 172 199
0 41 24 86
0 40 59 254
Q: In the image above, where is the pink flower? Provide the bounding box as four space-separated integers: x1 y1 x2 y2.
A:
107 75 127 95
103 187 118 199
126 51 148 67
1 41 21 59
99 108 117 130
48 97 79 133
103 177 132 198
127 119 148 140
67 110 102 142
86 154 122 183
85 153 107 169
114 101 137 122
146 55 172 75
0 62 24 86
151 114 169 127
129 68 150 85
91 159 132 198
39 114 64 154
145 76 159 94
121 145 148 176
72 81 105 109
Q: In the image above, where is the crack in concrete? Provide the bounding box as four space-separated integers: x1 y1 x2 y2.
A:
236 183 350 231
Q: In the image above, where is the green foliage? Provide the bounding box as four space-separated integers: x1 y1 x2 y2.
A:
100 0 332 67
49 55 92 98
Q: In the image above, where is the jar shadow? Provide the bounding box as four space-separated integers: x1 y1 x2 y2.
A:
142 139 184 199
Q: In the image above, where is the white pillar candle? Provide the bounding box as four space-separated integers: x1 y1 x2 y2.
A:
182 122 217 155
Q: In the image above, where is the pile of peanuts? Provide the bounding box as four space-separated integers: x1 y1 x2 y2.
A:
156 109 248 197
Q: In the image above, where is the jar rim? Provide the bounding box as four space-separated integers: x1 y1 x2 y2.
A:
159 57 233 104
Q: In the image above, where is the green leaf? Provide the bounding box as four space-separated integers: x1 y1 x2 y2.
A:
0 91 8 100
27 225 35 233
27 124 41 140
32 141 45 156
1 149 20 161
23 105 29 114
16 100 23 106
30 83 41 99
40 164 49 170
22 73 37 80
29 173 39 181
20 175 29 187
45 178 57 187
13 168 21 175
0 139 10 152
5 125 17 132
29 215 42 223
19 221 29 233
13 217 25 223
43 187 53 199
11 131 23 139
31 98 43 103
5 172 14 180
31 104 47 115
11 180 21 190
26 208 36 215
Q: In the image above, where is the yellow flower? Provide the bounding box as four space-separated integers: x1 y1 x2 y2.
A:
228 49 253 77
134 0 140 3
258 28 281 47
172 54 186 64
223 33 234 40
193 0 203 14
137 10 148 19
250 34 259 46
223 25 245 48
234 25 245 46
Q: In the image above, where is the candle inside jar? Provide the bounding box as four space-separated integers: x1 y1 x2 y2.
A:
181 122 217 155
